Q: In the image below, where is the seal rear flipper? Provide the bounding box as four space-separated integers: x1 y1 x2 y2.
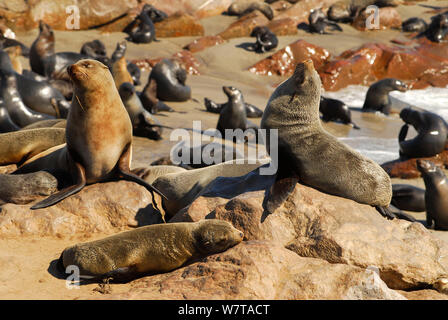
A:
30 162 86 210
263 167 299 214
100 265 140 283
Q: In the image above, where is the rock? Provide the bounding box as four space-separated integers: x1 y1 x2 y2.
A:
399 289 448 300
104 241 405 300
273 0 340 25
171 167 448 291
218 10 270 40
352 7 402 31
248 39 331 76
143 0 233 19
154 13 204 37
266 17 298 35
319 39 448 91
130 50 201 75
381 150 448 179
183 35 226 53
0 181 163 238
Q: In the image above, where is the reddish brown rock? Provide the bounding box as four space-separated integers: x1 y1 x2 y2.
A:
352 7 402 31
266 17 298 35
218 10 270 40
183 35 226 53
319 39 448 91
274 0 340 24
131 50 201 75
154 12 204 37
144 0 233 19
248 39 331 76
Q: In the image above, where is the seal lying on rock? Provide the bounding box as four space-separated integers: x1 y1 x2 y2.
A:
417 160 448 230
14 59 167 210
261 59 411 221
398 107 447 159
58 220 243 282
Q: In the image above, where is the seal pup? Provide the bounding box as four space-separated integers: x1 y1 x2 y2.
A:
227 2 274 20
308 8 343 34
0 70 54 127
362 78 407 115
417 160 448 230
402 17 428 32
0 128 65 166
319 96 360 129
261 60 403 220
391 184 426 212
112 56 134 89
250 26 278 53
149 59 191 102
399 107 447 159
216 86 258 141
58 220 243 282
124 5 157 44
422 12 448 42
118 82 164 140
138 76 174 113
14 59 167 209
204 87 263 118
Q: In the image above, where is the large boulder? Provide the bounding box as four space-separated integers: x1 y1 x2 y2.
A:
171 167 448 291
154 13 204 37
105 241 405 300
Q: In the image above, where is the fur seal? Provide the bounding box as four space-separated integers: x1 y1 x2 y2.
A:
308 8 342 34
132 165 187 184
250 26 278 53
204 87 263 118
153 159 267 218
0 171 58 205
402 17 428 33
216 86 258 140
142 4 168 22
391 184 426 212
399 107 447 159
0 33 30 57
319 96 359 129
127 62 141 86
227 2 274 20
362 78 407 115
124 5 157 44
110 41 127 64
118 82 163 140
260 60 405 221
0 101 20 133
0 128 65 165
149 59 191 102
14 59 167 210
58 220 243 282
0 69 54 127
417 160 448 230
80 39 108 65
112 56 134 89
29 21 54 76
138 76 174 113
422 13 448 42
21 119 66 130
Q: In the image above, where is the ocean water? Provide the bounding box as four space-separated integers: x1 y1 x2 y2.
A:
323 85 448 164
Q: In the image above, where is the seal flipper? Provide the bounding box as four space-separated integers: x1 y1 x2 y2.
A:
30 162 86 210
398 124 409 142
376 205 417 222
99 265 140 283
263 165 299 214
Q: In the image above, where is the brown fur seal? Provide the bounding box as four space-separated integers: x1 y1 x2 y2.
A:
260 60 407 221
0 128 65 166
21 119 67 130
14 59 167 210
417 160 448 230
58 219 243 282
29 21 54 76
112 56 133 89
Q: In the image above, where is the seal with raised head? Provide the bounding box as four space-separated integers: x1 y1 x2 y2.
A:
398 107 447 159
362 78 407 115
261 59 406 221
57 220 243 282
14 59 167 210
118 82 164 140
149 59 191 102
391 184 426 212
204 86 263 118
417 160 448 230
319 96 359 129
29 21 54 76
112 56 134 89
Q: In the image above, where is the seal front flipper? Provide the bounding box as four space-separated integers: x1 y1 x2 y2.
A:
263 165 299 214
117 143 169 202
376 205 417 222
398 124 409 142
30 161 86 210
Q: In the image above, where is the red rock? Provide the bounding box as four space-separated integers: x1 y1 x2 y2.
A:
154 12 204 37
266 17 298 35
183 35 226 53
248 39 331 76
218 10 270 40
352 7 402 31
